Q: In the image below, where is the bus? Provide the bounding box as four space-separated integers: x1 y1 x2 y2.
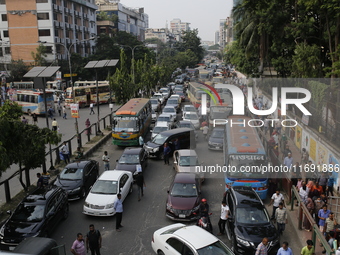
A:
11 81 34 89
187 83 210 108
7 88 54 115
223 115 269 199
64 81 114 108
112 98 152 146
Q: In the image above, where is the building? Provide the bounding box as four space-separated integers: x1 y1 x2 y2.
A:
0 0 98 65
215 31 219 45
225 17 233 45
170 18 190 34
96 0 148 41
219 19 226 48
145 28 176 44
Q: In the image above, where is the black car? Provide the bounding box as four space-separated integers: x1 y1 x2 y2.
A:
208 127 224 150
225 186 280 255
0 187 68 250
54 160 99 200
115 147 148 177
174 120 198 140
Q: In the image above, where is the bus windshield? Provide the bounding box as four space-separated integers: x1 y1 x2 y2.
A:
113 116 139 132
228 155 267 179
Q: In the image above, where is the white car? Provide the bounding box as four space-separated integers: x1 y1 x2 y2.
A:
152 122 171 139
183 112 200 129
83 170 133 216
157 114 175 128
153 93 165 105
151 223 234 255
162 106 177 122
182 105 197 116
159 87 170 99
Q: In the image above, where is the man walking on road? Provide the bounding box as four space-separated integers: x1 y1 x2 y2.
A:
283 153 294 169
63 105 67 119
102 151 110 171
114 194 123 232
90 103 95 114
52 118 58 132
136 172 146 201
61 141 70 164
275 202 288 235
86 224 102 255
276 242 293 255
269 189 285 220
217 201 229 236
255 237 268 255
300 239 315 255
163 143 171 165
57 104 62 116
71 233 86 255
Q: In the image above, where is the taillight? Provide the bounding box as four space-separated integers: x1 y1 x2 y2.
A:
258 186 268 191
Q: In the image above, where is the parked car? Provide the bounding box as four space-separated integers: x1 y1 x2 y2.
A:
208 127 224 150
225 186 279 254
175 120 198 140
150 98 161 112
11 237 58 255
151 223 235 255
0 187 68 250
173 150 204 181
152 122 171 139
166 172 202 221
183 112 200 129
156 114 175 128
54 160 99 200
144 128 196 159
115 147 148 176
83 170 133 216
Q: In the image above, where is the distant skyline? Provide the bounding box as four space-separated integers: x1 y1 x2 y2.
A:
122 0 233 42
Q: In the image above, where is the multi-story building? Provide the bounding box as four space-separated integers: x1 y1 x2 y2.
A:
225 17 233 44
215 31 219 45
145 28 176 44
170 18 190 34
96 0 148 41
219 19 226 48
0 0 98 65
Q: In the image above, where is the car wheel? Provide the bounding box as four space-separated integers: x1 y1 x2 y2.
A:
63 204 69 220
157 251 165 255
129 184 133 194
80 187 86 198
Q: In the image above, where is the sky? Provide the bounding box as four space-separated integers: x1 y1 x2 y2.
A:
122 0 233 42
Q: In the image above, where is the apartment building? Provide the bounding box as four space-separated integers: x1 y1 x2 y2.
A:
0 0 98 64
145 28 176 44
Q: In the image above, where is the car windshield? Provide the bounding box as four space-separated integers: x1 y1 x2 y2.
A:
185 114 198 120
11 204 45 222
113 118 138 132
211 130 224 138
160 89 168 93
151 134 168 145
236 206 269 224
153 94 162 98
154 126 168 133
158 116 170 122
118 154 139 164
170 182 198 197
179 156 199 166
197 240 233 255
184 106 196 112
163 108 175 113
152 109 156 114
176 92 184 96
178 123 193 129
167 100 178 105
210 110 231 120
60 167 83 180
150 99 158 104
91 180 118 195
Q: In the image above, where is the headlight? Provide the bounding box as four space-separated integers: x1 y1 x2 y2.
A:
84 202 90 208
236 236 252 247
153 147 159 152
166 203 174 212
71 187 81 193
0 225 5 238
105 203 115 209
192 205 200 212
208 141 213 145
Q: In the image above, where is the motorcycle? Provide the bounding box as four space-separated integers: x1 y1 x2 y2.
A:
196 213 213 233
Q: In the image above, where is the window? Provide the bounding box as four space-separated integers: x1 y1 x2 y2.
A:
119 174 128 189
37 13 49 20
166 238 183 253
5 47 10 55
38 29 50 36
1 14 7 21
0 0 5 4
45 46 53 54
36 0 48 3
3 30 8 37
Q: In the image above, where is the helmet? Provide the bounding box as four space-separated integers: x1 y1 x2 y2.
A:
201 198 207 202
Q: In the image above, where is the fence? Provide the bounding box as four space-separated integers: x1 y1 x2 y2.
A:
0 113 113 204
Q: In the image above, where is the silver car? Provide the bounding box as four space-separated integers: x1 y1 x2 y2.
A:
173 149 204 182
183 112 200 129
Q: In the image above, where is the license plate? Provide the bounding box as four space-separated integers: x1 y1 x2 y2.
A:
244 183 252 187
9 247 15 251
216 147 221 149
179 214 186 218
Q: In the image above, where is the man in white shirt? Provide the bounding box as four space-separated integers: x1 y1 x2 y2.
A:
60 141 70 164
89 103 95 115
217 201 229 236
269 189 284 220
102 151 110 171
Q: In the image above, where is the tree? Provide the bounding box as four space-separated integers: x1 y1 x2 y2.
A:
292 43 321 78
31 44 48 66
177 29 205 65
7 59 30 82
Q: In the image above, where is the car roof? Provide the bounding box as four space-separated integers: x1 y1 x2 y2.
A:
22 187 63 205
157 128 192 136
173 172 198 183
122 147 142 155
65 160 92 168
175 149 197 157
98 170 131 180
155 122 169 127
158 114 171 118
231 186 263 206
163 106 176 109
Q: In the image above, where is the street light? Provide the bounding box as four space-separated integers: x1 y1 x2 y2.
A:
38 37 96 148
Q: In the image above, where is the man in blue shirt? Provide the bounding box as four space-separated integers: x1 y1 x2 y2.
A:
318 205 331 233
114 194 123 232
327 173 335 197
276 241 293 255
163 143 171 165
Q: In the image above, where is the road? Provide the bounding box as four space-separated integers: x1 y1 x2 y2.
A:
0 103 121 206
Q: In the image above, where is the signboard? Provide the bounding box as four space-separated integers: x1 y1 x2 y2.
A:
64 73 77 77
56 71 61 80
70 103 79 118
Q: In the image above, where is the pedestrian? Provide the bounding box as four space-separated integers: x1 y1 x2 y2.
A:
269 189 285 220
75 147 84 160
276 241 293 255
327 172 335 197
336 246 340 255
163 143 171 165
52 118 58 132
60 141 70 164
324 212 337 236
318 205 331 234
71 233 86 255
282 144 291 160
102 151 110 171
22 116 28 124
318 173 328 194
283 153 294 169
303 197 314 231
48 106 54 119
323 231 336 254
255 237 268 255
32 113 38 125
139 135 144 147
300 239 315 255
275 121 282 135
86 224 102 255
301 148 309 164
272 132 279 145
57 104 62 116
173 138 180 151
217 201 229 236
275 202 288 235
114 194 123 232
299 183 309 204
63 105 67 119
90 103 95 114
135 172 146 201
36 173 44 188
314 197 324 226
85 118 91 135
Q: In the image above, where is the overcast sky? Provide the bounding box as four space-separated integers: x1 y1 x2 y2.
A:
122 0 233 42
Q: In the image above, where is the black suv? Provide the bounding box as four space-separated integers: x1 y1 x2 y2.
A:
0 187 68 250
225 186 279 255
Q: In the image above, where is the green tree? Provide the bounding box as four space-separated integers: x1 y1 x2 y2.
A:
31 44 48 66
177 29 205 65
7 59 30 82
292 43 321 78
